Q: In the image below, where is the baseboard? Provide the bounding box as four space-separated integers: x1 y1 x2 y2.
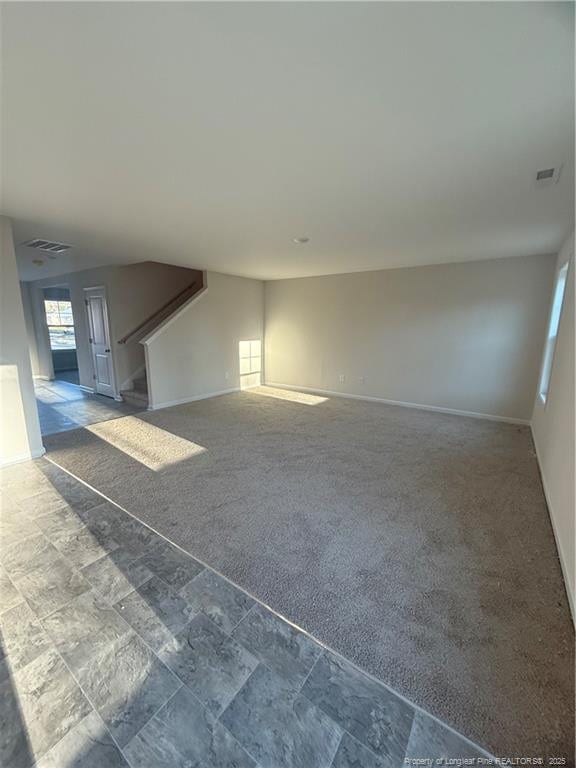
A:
531 427 575 623
1 446 46 468
265 382 529 425
33 375 51 381
149 386 241 411
79 385 95 394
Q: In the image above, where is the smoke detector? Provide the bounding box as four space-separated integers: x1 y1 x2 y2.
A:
22 238 72 253
535 166 562 187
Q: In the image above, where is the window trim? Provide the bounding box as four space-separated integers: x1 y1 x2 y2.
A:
44 298 77 351
538 259 570 405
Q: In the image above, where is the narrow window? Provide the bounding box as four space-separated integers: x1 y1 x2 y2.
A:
539 262 569 403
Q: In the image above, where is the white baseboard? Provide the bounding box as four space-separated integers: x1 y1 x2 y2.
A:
79 385 95 394
264 382 529 425
531 427 575 623
149 386 241 411
1 446 46 468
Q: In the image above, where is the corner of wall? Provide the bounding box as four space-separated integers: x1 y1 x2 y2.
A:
0 216 44 465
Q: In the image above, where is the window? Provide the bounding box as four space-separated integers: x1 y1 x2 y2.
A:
539 262 569 403
44 299 76 350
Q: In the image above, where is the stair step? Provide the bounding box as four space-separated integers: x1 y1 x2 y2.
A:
132 376 148 394
120 389 149 408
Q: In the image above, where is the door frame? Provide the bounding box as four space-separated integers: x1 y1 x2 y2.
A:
83 285 119 399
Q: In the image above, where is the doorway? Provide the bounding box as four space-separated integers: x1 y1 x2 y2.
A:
42 286 79 385
84 286 116 398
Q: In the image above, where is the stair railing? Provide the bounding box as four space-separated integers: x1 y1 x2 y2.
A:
118 277 202 346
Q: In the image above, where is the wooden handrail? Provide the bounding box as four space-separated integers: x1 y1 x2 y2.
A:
118 278 202 345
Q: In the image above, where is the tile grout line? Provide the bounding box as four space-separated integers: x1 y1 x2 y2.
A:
173 562 208 596
215 662 260 725
1 558 126 766
293 652 408 766
42 454 497 759
3 584 373 768
2 526 189 763
214 656 346 768
299 681 410 766
72 574 256 759
35 608 180 764
227 601 258 636
119 682 186 761
0 597 24 617
5 533 96 625
324 729 345 768
296 648 323 694
215 663 264 766
21 700 106 768
119 622 257 768
1 529 49 556
291 652 363 767
217 713 264 768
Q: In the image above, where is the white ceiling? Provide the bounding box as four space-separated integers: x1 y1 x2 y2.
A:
2 1 574 281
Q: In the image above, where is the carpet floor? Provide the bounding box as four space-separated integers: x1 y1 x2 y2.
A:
43 387 574 758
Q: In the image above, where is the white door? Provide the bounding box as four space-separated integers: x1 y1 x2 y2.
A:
84 287 116 398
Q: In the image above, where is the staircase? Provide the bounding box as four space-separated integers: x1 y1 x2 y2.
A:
117 275 203 347
120 372 149 409
117 272 205 411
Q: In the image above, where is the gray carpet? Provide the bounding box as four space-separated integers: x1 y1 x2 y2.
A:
43 387 574 758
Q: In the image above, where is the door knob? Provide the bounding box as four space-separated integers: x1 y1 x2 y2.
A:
105 348 111 353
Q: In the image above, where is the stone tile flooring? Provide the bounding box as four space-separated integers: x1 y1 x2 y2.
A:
54 371 81 386
34 379 141 436
0 457 491 768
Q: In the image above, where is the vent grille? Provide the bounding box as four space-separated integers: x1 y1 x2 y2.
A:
23 238 72 253
535 166 561 186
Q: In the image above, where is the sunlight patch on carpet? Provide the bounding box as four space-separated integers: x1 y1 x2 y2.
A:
86 416 206 471
248 386 328 406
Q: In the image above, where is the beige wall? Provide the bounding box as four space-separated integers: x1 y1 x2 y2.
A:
145 271 264 408
264 254 556 421
24 262 197 393
0 217 44 465
532 233 575 617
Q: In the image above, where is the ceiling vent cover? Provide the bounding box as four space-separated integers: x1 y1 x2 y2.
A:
23 239 72 253
535 166 561 187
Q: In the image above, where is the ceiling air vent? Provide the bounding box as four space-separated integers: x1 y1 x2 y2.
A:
23 238 72 253
535 166 561 187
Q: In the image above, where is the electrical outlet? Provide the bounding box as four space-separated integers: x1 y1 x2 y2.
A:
339 374 345 384
225 371 230 381
359 375 365 384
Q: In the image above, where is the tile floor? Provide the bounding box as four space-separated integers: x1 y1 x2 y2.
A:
34 379 141 436
53 371 80 385
0 458 491 768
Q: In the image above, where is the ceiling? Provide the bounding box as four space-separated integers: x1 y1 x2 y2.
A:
2 2 574 282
